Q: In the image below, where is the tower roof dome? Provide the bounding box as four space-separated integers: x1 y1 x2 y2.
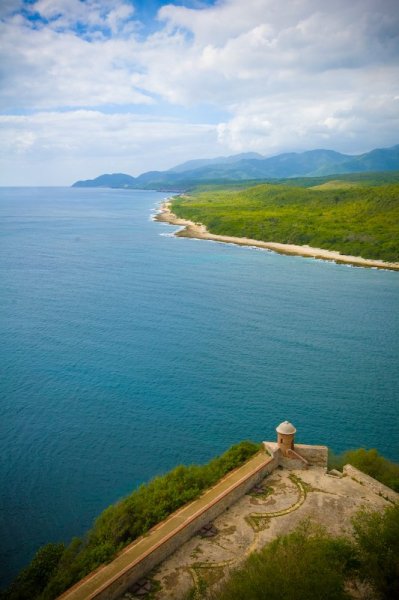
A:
276 421 296 435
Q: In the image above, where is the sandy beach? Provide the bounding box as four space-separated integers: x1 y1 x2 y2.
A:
155 201 399 272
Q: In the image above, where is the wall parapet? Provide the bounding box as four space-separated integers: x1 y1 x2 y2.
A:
343 464 399 503
58 431 329 600
58 451 278 600
263 442 328 469
294 444 328 468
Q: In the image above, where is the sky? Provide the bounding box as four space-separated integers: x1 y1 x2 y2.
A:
1 0 399 185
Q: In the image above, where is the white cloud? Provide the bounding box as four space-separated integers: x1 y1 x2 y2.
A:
1 0 399 183
32 0 136 33
0 0 24 19
148 0 399 101
0 110 219 185
215 59 399 154
0 18 151 110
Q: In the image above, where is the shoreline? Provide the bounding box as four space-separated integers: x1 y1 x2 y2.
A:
155 201 399 272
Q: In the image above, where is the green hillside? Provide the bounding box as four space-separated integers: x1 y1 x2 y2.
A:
171 181 399 262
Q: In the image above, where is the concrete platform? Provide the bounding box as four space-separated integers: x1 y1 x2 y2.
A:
130 466 395 599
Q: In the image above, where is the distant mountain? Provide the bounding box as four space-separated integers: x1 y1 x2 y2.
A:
167 152 264 174
327 145 399 174
72 144 399 189
72 173 136 188
177 149 350 180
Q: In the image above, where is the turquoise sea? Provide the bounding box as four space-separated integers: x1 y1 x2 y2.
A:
0 187 398 587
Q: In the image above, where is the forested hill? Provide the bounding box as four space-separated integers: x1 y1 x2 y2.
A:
171 181 399 263
71 144 399 190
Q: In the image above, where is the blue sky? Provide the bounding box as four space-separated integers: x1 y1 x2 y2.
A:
1 0 398 185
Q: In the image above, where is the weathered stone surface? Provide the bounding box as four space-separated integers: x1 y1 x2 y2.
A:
149 466 394 599
343 464 399 503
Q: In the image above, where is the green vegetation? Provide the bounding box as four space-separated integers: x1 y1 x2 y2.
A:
212 522 354 600
329 448 399 492
1 441 259 600
261 170 399 188
0 545 65 600
171 181 399 262
211 505 399 600
191 170 399 192
352 504 399 598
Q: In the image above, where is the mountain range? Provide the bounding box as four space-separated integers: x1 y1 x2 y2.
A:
72 144 399 190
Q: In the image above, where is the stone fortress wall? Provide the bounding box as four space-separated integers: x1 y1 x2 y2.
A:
58 422 334 600
60 452 279 600
343 464 398 503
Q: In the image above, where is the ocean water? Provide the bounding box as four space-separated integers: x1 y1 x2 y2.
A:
0 187 398 587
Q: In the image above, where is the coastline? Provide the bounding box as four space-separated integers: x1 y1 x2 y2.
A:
155 200 399 272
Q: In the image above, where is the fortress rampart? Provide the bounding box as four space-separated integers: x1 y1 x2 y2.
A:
58 422 328 600
343 464 398 503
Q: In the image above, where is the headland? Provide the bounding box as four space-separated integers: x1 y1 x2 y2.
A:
55 422 398 600
156 200 399 271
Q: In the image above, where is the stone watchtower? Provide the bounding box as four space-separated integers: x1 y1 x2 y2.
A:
264 421 328 469
276 420 296 457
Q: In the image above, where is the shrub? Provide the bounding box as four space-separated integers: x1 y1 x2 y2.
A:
352 504 399 599
330 448 399 491
1 543 65 600
212 522 354 600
